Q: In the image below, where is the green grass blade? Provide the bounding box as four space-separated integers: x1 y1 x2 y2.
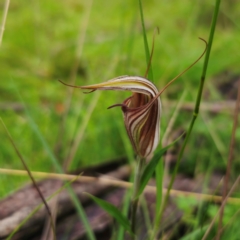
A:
152 0 222 238
136 135 183 198
138 0 154 81
194 0 222 114
179 225 209 240
85 193 133 235
155 158 164 214
116 188 132 240
15 91 96 240
0 118 56 240
0 0 10 46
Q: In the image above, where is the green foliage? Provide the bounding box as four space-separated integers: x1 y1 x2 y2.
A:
179 225 209 240
176 196 199 225
137 135 183 198
85 193 133 236
1 0 240 239
138 0 154 81
1 1 240 195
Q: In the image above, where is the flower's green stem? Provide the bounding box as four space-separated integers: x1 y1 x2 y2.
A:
130 157 145 238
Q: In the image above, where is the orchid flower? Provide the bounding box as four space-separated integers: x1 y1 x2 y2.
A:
59 37 207 238
59 38 207 160
80 76 161 159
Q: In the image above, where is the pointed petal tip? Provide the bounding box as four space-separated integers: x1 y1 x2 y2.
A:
83 89 96 94
107 103 126 109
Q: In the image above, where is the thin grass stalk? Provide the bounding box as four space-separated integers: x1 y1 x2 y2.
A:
6 174 81 240
221 207 240 234
16 96 95 240
195 151 213 226
0 0 10 46
202 176 240 240
155 90 188 232
141 195 153 233
151 0 221 238
64 51 120 170
55 0 93 160
0 118 56 240
216 74 240 239
130 157 145 237
155 158 164 216
117 183 132 240
138 2 165 238
64 91 101 170
138 0 154 81
41 196 59 240
122 9 137 73
161 90 188 146
201 112 226 160
162 90 187 193
132 2 158 236
116 118 135 238
64 1 125 169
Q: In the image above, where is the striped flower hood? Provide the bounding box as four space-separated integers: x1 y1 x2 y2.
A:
60 38 207 159
80 76 161 158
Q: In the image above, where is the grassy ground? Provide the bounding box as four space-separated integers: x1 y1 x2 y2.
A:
1 0 240 238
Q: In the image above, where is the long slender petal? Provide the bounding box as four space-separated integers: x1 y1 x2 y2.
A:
81 76 159 97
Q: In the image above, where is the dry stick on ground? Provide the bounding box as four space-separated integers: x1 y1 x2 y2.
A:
0 0 10 46
1 168 240 205
1 100 237 113
216 79 240 240
165 100 238 114
202 176 240 240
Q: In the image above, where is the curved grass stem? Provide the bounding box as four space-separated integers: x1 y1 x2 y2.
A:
151 0 222 238
138 0 154 82
0 118 56 240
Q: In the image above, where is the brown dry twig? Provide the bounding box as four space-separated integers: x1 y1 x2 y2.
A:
1 167 240 205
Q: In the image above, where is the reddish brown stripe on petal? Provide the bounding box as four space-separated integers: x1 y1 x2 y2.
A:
122 96 160 157
79 75 161 158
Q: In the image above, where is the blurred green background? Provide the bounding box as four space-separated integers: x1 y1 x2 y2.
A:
0 0 240 199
